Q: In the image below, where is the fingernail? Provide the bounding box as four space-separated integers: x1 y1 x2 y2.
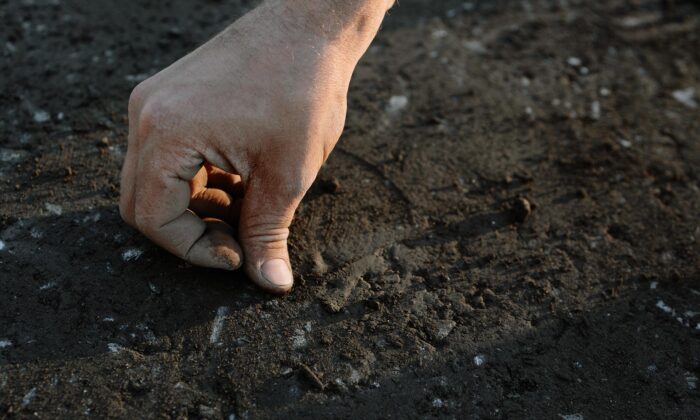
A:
261 259 293 290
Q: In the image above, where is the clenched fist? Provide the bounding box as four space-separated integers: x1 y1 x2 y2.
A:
119 0 392 292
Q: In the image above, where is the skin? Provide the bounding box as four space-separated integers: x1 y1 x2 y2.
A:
119 0 394 293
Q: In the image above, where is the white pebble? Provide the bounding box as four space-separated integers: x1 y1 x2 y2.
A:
590 101 601 120
0 339 12 348
292 329 307 350
33 110 50 123
107 343 123 353
121 248 143 262
125 73 148 83
686 371 698 390
386 95 408 114
672 88 698 109
567 56 582 67
559 414 584 420
39 282 56 291
619 139 632 148
0 240 5 251
0 149 24 162
44 202 63 215
656 300 673 314
30 226 43 239
21 387 37 408
432 398 445 408
463 40 487 54
650 281 658 289
209 306 229 344
431 29 448 39
473 354 486 366
600 87 611 96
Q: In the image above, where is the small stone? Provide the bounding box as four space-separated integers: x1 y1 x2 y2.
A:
482 288 496 302
686 371 698 389
566 56 582 67
199 405 219 418
320 177 340 194
292 329 307 350
473 354 486 367
386 95 408 114
148 282 162 295
122 248 144 262
656 300 673 314
463 40 487 54
98 137 111 148
44 202 63 215
672 88 697 109
21 387 37 408
512 197 532 223
107 343 123 353
431 29 448 39
432 320 456 341
472 295 485 309
33 110 50 123
590 101 601 120
559 414 584 420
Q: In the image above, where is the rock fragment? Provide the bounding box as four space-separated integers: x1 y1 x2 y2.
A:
512 197 532 223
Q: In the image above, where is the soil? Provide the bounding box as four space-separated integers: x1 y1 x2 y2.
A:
1 0 700 418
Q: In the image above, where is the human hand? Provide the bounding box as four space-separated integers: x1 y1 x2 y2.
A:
119 0 391 293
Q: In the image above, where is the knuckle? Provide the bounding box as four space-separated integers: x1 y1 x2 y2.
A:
128 82 148 116
133 93 178 141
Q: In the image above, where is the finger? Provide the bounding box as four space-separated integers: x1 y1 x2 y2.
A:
190 165 209 192
205 164 244 197
190 187 242 227
134 143 242 271
238 174 303 294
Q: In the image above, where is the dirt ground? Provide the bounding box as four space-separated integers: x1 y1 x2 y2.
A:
1 0 700 418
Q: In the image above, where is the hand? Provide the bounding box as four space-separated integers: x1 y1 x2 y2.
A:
119 0 390 293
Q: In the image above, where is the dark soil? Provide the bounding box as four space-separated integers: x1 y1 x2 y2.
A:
2 0 700 418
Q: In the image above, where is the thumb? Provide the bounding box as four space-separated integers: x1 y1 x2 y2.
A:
239 174 303 293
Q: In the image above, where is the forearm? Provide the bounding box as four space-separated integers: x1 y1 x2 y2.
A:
271 0 393 62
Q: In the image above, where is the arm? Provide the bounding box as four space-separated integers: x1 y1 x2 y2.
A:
119 0 393 293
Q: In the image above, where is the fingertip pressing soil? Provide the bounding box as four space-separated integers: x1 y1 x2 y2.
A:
1 0 700 419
